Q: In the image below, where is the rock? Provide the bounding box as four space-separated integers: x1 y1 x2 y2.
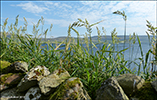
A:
39 68 70 95
0 85 9 92
3 73 24 85
130 82 157 100
151 79 157 92
10 61 28 73
24 87 42 100
0 87 25 100
0 73 13 91
116 73 145 96
17 65 50 92
1 61 28 74
0 97 9 100
52 68 71 79
96 77 129 100
0 60 11 75
49 77 91 100
0 73 24 91
38 74 61 95
130 97 139 100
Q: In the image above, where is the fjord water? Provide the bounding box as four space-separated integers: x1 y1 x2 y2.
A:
42 35 155 72
93 35 154 72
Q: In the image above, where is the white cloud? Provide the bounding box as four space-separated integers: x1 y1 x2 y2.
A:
126 1 156 24
16 2 49 14
126 1 155 13
11 1 156 36
62 3 72 9
45 18 72 27
68 1 155 35
53 2 60 7
44 2 53 5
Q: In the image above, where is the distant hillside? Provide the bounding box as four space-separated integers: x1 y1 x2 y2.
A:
1 32 151 44
41 35 151 44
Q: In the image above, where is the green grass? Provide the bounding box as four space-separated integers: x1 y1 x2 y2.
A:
0 13 156 99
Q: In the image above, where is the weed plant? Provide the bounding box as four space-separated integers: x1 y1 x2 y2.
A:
0 13 156 99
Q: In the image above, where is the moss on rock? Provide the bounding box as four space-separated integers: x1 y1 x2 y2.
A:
0 73 25 86
0 73 14 85
131 81 157 100
0 60 11 74
49 77 91 100
49 77 81 100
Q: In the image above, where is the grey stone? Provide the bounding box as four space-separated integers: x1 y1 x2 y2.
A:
0 87 25 100
0 73 24 92
116 74 145 96
0 85 9 92
151 79 157 92
130 97 139 100
9 61 28 73
24 87 42 100
38 68 70 95
17 65 50 92
13 61 28 72
96 77 129 100
52 68 71 80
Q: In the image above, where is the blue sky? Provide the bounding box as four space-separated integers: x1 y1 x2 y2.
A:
1 1 156 38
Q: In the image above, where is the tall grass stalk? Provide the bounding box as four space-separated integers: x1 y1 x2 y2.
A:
113 10 127 54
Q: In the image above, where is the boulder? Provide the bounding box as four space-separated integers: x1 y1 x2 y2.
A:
130 81 157 100
24 87 42 100
115 73 145 96
52 68 71 79
0 85 9 92
17 65 50 92
0 60 11 75
0 73 24 91
39 68 70 95
130 97 139 100
1 61 28 74
49 77 91 100
10 61 28 73
96 77 129 100
0 87 25 100
151 79 157 92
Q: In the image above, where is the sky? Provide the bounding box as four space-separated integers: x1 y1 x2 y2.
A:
1 1 156 38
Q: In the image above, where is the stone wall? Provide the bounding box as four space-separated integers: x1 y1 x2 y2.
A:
0 61 157 100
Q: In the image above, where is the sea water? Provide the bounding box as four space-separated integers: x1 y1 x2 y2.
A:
41 36 156 73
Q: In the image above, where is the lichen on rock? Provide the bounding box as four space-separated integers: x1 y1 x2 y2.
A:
38 68 70 95
17 65 50 92
10 61 28 73
52 68 71 80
